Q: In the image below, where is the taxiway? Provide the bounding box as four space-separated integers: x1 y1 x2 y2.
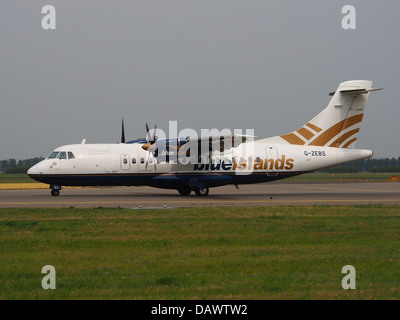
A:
0 182 399 208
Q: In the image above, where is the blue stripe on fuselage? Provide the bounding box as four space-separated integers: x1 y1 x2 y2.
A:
28 171 302 189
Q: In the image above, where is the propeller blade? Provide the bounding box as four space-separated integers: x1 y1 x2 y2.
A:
153 125 157 143
121 118 126 143
145 153 157 171
145 123 150 141
142 123 158 155
145 123 157 143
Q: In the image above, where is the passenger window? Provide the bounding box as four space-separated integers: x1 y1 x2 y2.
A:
255 157 261 162
132 158 136 164
140 158 144 164
148 158 153 164
58 152 67 160
68 152 75 159
48 151 60 159
123 158 128 164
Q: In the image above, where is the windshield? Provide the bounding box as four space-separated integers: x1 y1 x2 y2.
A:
48 151 60 159
58 151 67 159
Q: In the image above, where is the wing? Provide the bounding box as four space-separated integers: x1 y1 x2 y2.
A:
141 134 255 161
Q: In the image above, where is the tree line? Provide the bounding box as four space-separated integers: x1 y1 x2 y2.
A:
0 157 45 174
1 156 400 174
321 157 400 173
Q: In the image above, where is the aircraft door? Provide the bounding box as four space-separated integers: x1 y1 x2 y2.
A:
266 147 279 176
120 154 130 170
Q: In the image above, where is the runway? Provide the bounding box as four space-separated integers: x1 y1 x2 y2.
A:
0 182 399 208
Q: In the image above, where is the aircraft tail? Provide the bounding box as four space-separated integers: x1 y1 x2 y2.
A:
263 80 382 149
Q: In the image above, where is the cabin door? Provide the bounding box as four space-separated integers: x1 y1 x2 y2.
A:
120 154 130 170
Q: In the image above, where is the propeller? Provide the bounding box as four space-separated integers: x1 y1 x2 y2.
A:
142 123 158 170
121 118 126 144
147 122 158 144
142 123 158 151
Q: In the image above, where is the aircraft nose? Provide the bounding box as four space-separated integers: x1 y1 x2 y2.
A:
27 165 39 175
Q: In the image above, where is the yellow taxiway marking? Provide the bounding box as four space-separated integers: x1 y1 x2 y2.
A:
0 183 49 190
0 183 83 190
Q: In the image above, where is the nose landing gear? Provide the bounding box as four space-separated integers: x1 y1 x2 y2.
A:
50 185 61 196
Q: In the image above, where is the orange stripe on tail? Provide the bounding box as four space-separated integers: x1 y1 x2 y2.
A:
280 133 305 145
309 114 363 147
329 128 360 148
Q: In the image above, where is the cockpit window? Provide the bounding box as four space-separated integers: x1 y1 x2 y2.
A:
48 151 60 159
48 151 75 160
58 152 67 159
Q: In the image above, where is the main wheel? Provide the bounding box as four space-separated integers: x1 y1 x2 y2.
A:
51 189 60 197
178 186 191 196
194 187 209 196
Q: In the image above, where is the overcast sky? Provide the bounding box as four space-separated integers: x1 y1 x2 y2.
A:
0 1 398 160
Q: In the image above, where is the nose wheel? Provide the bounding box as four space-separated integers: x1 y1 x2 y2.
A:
50 185 61 196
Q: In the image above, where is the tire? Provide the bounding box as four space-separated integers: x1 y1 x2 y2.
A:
194 187 209 196
51 189 60 197
178 186 191 196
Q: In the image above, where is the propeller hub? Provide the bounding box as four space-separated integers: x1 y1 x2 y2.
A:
142 142 157 152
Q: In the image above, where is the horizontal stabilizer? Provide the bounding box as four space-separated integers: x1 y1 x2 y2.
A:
329 87 383 96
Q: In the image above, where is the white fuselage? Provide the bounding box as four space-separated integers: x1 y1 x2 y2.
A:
26 79 380 196
27 141 372 190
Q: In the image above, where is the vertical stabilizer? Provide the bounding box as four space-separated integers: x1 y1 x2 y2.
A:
261 80 382 149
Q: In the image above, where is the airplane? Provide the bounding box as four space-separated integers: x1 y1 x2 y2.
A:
28 80 382 197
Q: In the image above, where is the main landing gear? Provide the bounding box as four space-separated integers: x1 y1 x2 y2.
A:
50 185 61 196
177 186 209 196
178 185 192 196
194 187 209 196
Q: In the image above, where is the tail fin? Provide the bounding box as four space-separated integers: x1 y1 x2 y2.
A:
266 80 382 149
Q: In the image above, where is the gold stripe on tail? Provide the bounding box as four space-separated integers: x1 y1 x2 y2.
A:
342 138 358 148
305 123 322 133
296 127 315 140
280 133 305 145
329 128 360 148
280 114 364 148
308 114 363 147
